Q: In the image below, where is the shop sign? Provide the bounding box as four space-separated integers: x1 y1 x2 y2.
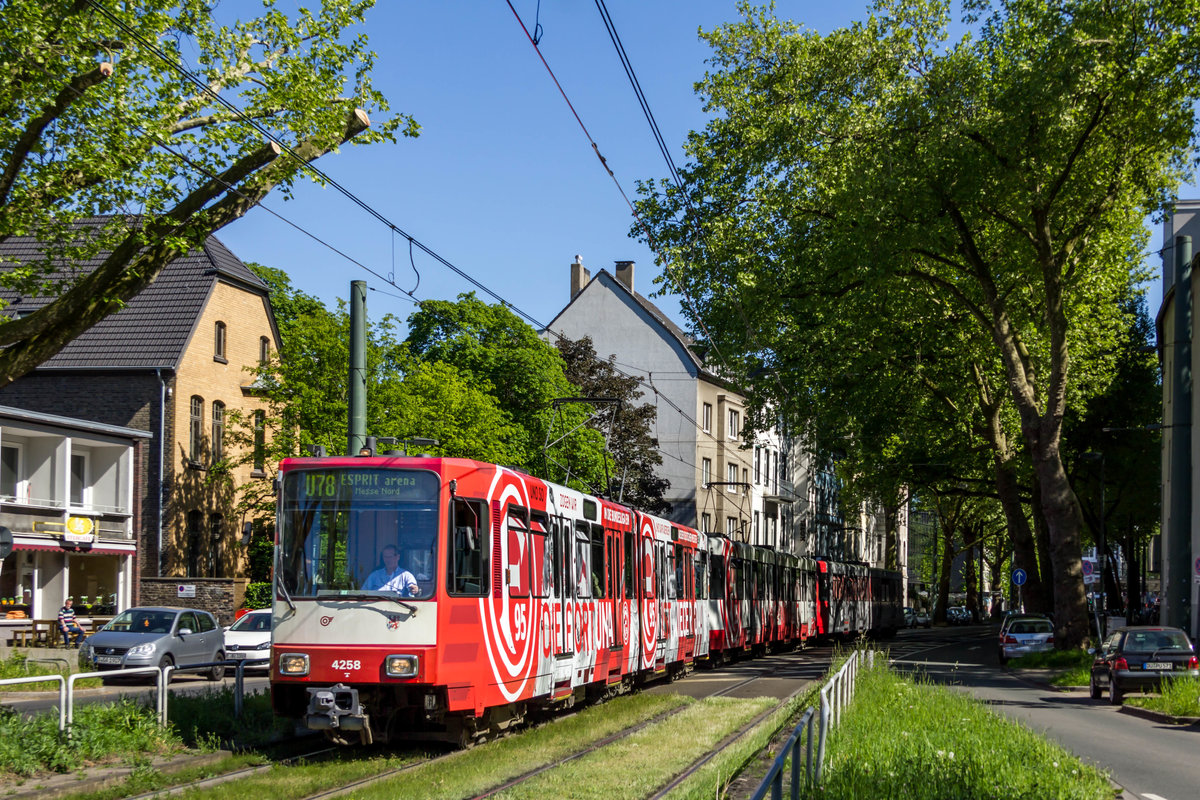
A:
63 516 95 546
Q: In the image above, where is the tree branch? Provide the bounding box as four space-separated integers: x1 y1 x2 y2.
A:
0 62 113 205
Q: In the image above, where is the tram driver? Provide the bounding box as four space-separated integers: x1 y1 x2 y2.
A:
363 544 420 596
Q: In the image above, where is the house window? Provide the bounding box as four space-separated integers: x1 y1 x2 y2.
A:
1 444 23 502
727 463 738 492
754 447 761 484
70 451 90 507
214 321 227 362
210 513 224 578
701 458 712 487
726 516 738 537
743 467 749 492
189 397 203 462
211 401 225 461
728 409 740 440
702 403 712 433
253 410 266 473
259 336 271 364
187 510 207 576
701 513 711 534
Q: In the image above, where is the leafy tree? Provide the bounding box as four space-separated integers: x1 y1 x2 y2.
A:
0 0 415 384
555 335 671 515
635 0 1198 647
404 293 609 491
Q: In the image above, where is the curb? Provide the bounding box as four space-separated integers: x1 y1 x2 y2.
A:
1117 703 1200 726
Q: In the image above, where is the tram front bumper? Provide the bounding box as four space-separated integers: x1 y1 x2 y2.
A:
305 683 369 732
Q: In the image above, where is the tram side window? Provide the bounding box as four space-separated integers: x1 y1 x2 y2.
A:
673 543 684 599
709 555 725 600
450 499 487 596
531 513 550 598
695 551 707 600
624 531 635 599
576 522 592 598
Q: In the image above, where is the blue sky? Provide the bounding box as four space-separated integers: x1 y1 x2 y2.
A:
214 1 1192 331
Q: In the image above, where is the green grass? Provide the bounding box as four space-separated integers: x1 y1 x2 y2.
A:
168 687 295 749
1008 648 1092 687
485 696 775 800
665 688 819 800
0 698 184 779
0 652 103 691
88 692 692 800
809 661 1115 800
1125 677 1200 718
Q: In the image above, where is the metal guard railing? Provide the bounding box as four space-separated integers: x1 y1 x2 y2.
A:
751 649 878 800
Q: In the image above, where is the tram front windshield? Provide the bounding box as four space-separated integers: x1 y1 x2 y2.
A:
279 468 439 599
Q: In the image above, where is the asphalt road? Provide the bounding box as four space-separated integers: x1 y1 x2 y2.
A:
891 624 1200 800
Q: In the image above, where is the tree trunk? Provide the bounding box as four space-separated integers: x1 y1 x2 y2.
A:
1034 442 1090 648
994 458 1049 613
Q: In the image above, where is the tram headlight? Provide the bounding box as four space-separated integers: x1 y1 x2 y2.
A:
279 653 310 676
385 654 418 677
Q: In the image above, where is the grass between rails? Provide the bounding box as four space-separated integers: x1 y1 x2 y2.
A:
76 693 693 800
484 696 776 800
812 661 1115 800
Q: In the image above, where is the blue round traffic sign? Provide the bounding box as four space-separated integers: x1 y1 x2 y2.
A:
1012 568 1027 587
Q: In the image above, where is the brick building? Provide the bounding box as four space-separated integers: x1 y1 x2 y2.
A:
0 222 280 616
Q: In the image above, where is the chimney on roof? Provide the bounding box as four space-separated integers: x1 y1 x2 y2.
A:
571 255 590 300
615 260 634 291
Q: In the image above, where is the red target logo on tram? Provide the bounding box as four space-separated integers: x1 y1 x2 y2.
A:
640 518 657 657
479 467 539 702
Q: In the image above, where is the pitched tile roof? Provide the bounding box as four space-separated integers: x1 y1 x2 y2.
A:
0 220 269 371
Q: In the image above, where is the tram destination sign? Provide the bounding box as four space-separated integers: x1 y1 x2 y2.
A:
288 468 437 502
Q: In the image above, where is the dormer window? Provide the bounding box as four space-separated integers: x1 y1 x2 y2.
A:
214 321 227 363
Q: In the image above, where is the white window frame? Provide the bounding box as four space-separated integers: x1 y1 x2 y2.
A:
702 403 712 434
727 463 738 492
1 442 27 503
728 409 740 440
69 450 91 509
701 513 712 533
701 458 712 487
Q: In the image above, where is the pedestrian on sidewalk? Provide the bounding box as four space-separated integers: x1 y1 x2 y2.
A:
58 598 86 647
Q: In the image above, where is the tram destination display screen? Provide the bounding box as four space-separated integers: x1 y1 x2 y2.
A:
285 468 438 503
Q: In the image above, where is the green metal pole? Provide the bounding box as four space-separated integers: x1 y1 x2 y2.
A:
348 280 367 456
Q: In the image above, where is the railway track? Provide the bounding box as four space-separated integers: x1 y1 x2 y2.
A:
95 645 833 800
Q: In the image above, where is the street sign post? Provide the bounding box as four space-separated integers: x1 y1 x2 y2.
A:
1012 569 1027 613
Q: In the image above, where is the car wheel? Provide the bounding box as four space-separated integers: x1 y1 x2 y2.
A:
1108 674 1123 705
208 653 225 681
158 654 175 684
1089 672 1101 700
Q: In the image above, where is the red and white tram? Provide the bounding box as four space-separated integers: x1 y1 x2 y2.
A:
268 453 901 745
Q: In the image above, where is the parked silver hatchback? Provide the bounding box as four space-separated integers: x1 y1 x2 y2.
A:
80 606 226 680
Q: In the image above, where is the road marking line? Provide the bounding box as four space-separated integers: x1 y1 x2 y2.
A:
1142 794 1169 800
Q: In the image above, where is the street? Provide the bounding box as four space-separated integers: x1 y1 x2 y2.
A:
891 625 1200 800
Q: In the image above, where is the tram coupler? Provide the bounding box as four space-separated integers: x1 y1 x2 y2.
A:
305 683 371 743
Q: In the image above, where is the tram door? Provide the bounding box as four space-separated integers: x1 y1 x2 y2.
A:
553 515 573 657
607 530 623 649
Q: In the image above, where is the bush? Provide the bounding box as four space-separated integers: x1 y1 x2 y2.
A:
242 582 272 609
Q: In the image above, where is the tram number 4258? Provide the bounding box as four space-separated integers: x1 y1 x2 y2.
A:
331 659 362 672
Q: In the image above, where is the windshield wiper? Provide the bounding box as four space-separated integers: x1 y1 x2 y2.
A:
329 592 418 616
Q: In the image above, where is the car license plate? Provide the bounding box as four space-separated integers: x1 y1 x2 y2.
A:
1143 662 1171 670
95 655 121 665
229 652 246 659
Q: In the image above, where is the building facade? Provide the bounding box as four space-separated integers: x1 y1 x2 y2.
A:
0 405 148 620
544 257 903 566
1157 199 1200 640
0 225 280 611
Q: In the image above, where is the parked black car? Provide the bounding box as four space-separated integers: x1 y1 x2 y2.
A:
1089 625 1198 705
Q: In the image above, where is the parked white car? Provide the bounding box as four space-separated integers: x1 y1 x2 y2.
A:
223 609 272 671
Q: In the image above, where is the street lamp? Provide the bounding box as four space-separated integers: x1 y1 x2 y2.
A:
1080 451 1106 637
